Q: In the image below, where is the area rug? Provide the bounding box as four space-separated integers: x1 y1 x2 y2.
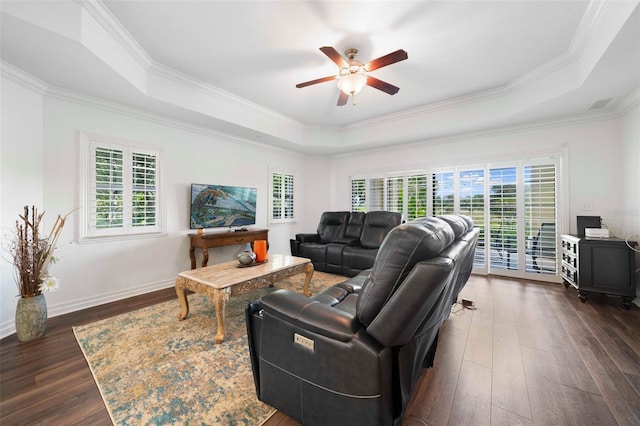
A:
73 271 346 425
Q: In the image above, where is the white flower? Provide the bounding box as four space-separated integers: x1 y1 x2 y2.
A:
39 276 60 293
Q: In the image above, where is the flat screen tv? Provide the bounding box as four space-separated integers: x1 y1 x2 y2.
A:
190 184 257 229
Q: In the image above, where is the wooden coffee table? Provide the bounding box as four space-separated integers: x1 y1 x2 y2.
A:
174 254 313 343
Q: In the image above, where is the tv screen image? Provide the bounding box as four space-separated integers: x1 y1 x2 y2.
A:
190 184 257 229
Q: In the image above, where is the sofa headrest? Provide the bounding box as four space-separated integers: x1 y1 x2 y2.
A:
317 211 350 243
357 216 455 326
345 211 365 239
437 215 473 239
360 211 402 249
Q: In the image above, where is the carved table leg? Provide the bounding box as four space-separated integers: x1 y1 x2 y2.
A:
189 246 196 269
201 248 209 268
213 287 231 344
302 262 314 297
175 277 190 320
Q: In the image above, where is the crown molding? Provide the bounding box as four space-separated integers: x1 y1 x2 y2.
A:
569 0 607 56
44 85 304 157
148 62 303 128
1 61 49 95
333 108 621 158
77 0 152 70
616 86 640 115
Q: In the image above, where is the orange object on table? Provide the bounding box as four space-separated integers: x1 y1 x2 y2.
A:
254 239 267 262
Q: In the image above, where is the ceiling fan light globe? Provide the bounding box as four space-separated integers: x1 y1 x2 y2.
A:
337 71 367 96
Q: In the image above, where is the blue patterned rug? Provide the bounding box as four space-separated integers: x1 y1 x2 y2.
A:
73 271 345 425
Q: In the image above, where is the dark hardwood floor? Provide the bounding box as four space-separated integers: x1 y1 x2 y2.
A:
2 275 639 425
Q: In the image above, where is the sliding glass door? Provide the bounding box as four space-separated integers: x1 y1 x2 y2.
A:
349 157 560 280
486 160 558 278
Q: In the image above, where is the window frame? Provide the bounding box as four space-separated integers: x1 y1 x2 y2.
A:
79 132 164 241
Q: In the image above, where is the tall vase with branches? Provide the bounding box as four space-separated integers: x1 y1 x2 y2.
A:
8 205 73 341
11 206 68 297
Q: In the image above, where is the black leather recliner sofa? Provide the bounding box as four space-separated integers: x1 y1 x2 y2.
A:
246 215 479 425
290 211 402 277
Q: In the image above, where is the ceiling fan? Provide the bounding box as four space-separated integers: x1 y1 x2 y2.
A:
296 46 408 106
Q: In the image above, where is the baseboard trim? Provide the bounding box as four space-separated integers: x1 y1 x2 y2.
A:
0 278 175 340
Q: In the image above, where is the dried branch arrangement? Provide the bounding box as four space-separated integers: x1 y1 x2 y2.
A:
10 206 71 297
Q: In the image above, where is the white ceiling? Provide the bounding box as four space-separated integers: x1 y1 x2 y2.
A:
1 1 639 155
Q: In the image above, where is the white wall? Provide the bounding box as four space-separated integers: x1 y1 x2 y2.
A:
1 75 45 334
621 103 640 237
328 117 627 237
620 103 640 304
0 75 329 337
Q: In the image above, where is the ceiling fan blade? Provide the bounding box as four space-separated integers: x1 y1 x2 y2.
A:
320 46 348 68
364 49 408 72
337 91 349 106
366 76 400 95
296 75 337 88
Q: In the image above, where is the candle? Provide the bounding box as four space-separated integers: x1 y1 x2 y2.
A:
254 240 267 262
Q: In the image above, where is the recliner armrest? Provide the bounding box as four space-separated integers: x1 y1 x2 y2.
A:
295 233 320 243
260 289 360 342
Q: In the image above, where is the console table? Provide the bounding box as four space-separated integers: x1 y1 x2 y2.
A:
189 228 269 269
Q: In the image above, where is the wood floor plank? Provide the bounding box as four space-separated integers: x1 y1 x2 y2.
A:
463 310 493 369
448 360 492 425
490 404 533 426
491 323 531 420
576 309 640 376
569 332 640 425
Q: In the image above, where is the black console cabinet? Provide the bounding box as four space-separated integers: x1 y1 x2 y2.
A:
561 234 638 309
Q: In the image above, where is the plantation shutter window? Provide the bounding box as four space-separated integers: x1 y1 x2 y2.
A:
131 152 157 227
432 172 455 215
488 167 518 270
350 178 366 212
406 174 428 220
284 174 294 219
271 171 295 223
459 169 486 267
94 147 124 230
83 133 162 239
524 163 557 274
369 178 384 211
385 176 404 214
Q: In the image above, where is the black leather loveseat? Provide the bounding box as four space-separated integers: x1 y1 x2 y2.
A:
290 211 402 277
246 215 479 425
